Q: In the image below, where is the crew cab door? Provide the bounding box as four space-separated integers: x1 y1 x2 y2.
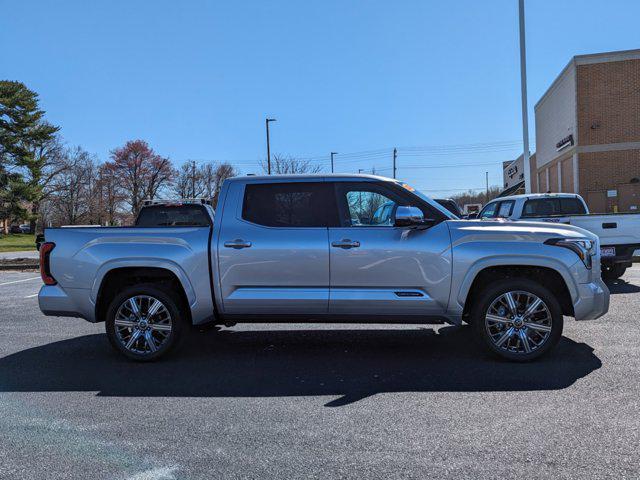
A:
328 181 452 316
217 180 336 314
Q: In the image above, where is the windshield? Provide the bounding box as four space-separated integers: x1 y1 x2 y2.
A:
398 182 459 219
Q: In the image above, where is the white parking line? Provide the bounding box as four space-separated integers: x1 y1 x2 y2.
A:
24 293 39 298
0 276 40 286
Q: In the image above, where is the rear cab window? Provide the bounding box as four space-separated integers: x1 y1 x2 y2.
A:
135 205 211 227
521 197 586 217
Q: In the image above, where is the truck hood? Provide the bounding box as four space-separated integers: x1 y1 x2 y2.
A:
446 219 598 244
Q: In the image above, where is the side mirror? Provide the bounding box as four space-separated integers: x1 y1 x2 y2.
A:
394 206 432 228
466 213 478 220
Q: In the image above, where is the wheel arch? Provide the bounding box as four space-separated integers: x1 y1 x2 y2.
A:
94 264 193 324
459 262 575 322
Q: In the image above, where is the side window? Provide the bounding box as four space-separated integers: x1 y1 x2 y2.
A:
241 182 337 227
479 202 498 219
335 182 428 227
346 191 396 226
497 201 514 218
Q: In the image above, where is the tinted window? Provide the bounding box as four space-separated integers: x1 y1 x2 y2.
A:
136 205 211 227
242 182 336 227
522 197 586 217
435 199 462 217
559 198 586 215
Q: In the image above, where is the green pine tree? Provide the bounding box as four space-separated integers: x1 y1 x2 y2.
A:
0 81 60 232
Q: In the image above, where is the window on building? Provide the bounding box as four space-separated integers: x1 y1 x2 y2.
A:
242 182 337 227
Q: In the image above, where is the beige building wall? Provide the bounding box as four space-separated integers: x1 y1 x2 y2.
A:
534 49 640 212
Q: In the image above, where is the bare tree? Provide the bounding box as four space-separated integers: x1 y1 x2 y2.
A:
96 162 126 225
451 186 502 207
172 161 206 199
260 155 322 175
47 147 96 225
202 162 237 207
107 140 175 215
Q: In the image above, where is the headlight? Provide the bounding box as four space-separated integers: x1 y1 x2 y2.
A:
544 238 595 269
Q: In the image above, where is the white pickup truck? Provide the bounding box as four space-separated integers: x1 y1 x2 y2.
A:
477 193 640 280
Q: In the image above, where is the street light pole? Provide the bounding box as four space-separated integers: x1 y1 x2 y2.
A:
518 0 532 193
393 148 397 179
265 118 276 175
330 152 338 173
486 171 489 200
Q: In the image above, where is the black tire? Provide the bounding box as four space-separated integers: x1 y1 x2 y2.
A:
105 283 185 361
602 264 626 281
471 278 563 362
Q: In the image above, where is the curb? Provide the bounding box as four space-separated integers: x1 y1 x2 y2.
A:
0 263 39 271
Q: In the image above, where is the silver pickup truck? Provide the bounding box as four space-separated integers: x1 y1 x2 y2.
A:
38 174 609 362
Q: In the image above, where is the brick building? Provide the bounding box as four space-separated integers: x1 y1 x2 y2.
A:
532 49 640 212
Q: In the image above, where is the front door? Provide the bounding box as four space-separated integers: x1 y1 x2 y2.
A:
328 181 452 316
218 181 336 314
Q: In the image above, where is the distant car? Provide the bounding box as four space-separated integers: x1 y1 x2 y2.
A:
478 192 640 280
434 198 462 217
9 225 22 234
19 223 32 234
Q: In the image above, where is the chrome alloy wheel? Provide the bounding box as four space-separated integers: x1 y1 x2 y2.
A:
113 295 173 355
484 290 552 355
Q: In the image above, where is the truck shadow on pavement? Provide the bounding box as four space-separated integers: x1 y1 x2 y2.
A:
0 326 601 407
605 278 640 294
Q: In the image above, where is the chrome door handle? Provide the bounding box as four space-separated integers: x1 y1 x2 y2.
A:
331 239 360 249
224 239 252 249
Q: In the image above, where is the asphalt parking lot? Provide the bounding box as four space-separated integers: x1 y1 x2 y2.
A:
1 268 639 479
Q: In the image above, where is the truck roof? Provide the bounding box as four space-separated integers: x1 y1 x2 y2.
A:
497 192 582 201
226 173 396 183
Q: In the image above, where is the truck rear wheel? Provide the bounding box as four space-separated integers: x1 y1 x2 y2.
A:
471 278 563 362
105 284 184 361
602 264 626 281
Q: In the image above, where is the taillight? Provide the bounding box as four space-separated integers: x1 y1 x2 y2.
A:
40 242 57 285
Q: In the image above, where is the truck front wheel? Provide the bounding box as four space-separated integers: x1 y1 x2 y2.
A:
471 278 563 362
105 284 184 361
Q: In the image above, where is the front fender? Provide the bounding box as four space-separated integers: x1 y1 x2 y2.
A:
452 254 581 314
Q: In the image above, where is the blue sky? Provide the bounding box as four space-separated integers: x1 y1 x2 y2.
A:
3 0 640 196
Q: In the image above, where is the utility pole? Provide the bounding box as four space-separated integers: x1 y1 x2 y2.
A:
265 118 276 175
392 148 397 179
191 160 197 198
330 152 337 173
485 171 489 201
518 0 532 193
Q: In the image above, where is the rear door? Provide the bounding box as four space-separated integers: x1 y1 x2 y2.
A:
327 181 452 316
217 181 337 314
